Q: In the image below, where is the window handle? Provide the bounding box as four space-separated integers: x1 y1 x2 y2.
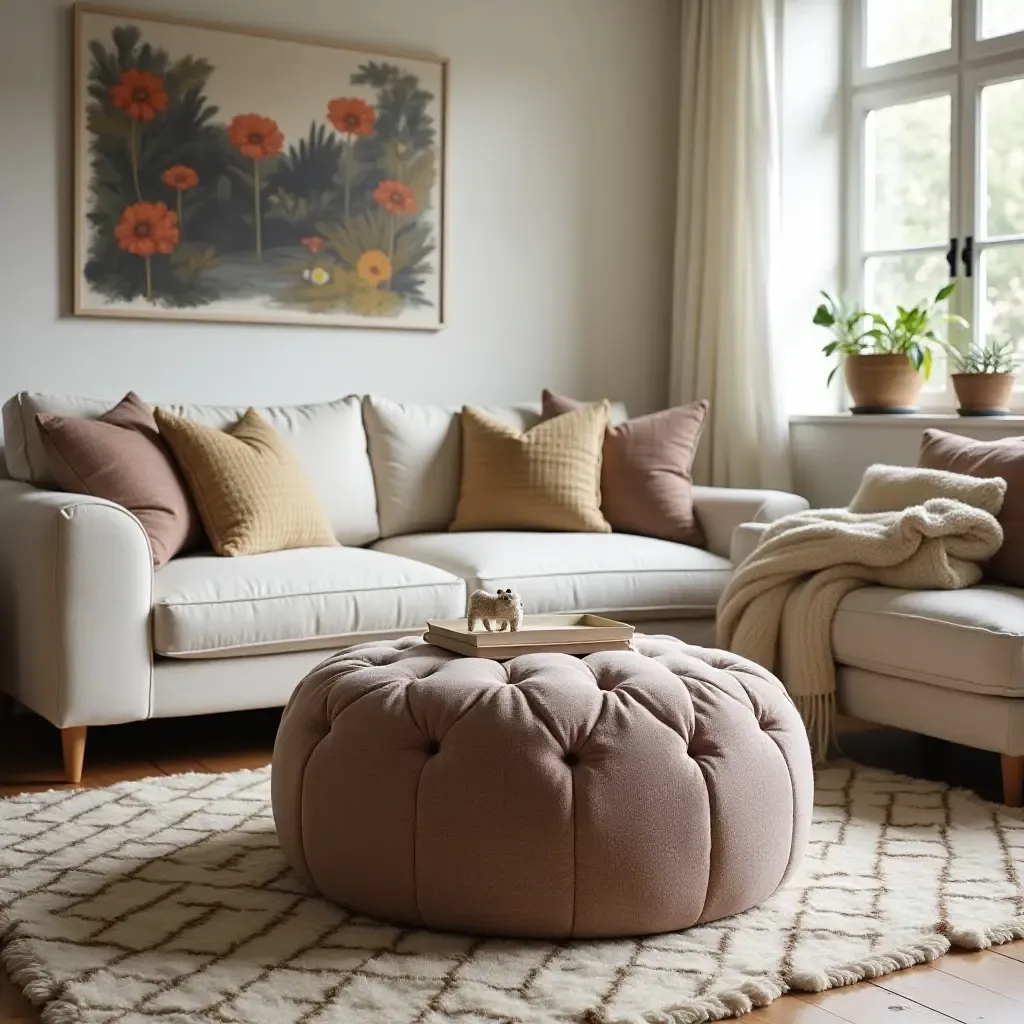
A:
946 237 958 277
962 235 974 278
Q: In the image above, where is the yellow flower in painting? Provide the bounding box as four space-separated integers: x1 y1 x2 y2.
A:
356 250 393 286
303 266 331 286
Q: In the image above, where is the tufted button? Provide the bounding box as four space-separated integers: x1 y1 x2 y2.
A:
426 740 441 756
563 752 579 767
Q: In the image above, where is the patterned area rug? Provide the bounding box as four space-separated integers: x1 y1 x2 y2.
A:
1 764 1023 1024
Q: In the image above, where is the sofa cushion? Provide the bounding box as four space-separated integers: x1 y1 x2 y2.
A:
3 393 379 546
363 397 543 538
832 585 1024 698
373 531 731 618
153 547 465 658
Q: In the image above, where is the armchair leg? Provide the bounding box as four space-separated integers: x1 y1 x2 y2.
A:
1001 754 1024 808
61 727 87 785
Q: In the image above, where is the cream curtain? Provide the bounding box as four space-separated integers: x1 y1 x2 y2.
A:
671 0 791 490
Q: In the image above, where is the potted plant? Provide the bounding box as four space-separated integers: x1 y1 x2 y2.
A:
940 338 1020 416
815 283 962 413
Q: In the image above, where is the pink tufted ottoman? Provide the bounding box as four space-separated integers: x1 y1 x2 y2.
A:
271 635 813 939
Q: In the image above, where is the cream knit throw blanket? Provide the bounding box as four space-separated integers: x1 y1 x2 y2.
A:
716 465 1006 762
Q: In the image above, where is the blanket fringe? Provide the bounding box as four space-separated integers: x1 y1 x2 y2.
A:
793 692 835 764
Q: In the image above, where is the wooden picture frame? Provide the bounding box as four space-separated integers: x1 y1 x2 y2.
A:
73 3 449 330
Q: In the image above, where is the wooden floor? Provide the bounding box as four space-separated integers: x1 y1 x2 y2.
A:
0 712 1023 1022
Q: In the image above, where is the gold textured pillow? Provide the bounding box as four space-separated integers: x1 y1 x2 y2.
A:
154 408 338 557
451 403 611 532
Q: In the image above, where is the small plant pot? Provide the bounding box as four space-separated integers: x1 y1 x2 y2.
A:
952 372 1016 416
845 354 923 413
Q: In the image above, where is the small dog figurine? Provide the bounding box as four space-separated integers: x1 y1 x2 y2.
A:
467 588 523 632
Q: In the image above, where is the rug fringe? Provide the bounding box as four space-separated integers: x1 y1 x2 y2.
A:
0 912 76 1022
584 977 785 1023
787 934 949 992
948 915 1024 951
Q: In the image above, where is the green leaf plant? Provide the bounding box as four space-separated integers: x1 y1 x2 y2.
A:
815 283 968 386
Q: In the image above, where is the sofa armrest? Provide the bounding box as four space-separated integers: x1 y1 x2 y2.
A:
0 481 154 727
692 486 809 560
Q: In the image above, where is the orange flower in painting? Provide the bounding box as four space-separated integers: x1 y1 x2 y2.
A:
327 97 376 137
161 165 199 191
114 202 179 257
301 236 325 255
110 69 169 122
356 250 393 286
373 180 417 215
228 114 285 160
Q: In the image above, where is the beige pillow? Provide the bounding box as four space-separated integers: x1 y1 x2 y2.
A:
154 407 338 557
451 403 611 533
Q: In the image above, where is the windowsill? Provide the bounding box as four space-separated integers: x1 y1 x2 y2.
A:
791 412 1024 426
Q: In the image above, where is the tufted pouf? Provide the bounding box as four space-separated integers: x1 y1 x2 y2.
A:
271 635 813 939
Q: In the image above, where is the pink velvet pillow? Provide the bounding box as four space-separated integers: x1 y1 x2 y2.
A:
36 392 202 567
541 390 709 546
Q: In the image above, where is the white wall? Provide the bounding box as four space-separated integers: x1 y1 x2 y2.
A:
0 0 679 410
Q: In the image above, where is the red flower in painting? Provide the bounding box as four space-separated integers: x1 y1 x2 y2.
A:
301 236 325 255
110 69 169 122
326 97 376 137
114 202 179 257
373 180 417 215
161 165 199 191
228 114 285 160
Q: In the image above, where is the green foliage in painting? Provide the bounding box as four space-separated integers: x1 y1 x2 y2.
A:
83 21 440 318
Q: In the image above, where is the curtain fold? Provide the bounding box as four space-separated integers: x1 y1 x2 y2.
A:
671 0 791 490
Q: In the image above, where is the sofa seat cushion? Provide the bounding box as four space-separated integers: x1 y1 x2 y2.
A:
833 585 1024 698
372 532 731 618
153 548 465 659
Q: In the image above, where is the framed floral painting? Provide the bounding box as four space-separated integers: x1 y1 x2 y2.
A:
73 4 448 330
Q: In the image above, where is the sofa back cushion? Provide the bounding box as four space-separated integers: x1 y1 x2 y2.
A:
363 396 542 538
3 392 380 546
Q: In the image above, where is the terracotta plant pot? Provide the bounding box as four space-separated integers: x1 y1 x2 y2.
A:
952 373 1016 416
844 354 923 413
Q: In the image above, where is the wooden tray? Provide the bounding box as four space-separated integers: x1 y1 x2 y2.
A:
423 632 633 660
423 613 634 658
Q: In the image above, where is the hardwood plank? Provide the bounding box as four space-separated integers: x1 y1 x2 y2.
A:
0 965 38 1022
151 757 212 777
993 939 1024 965
799 980 957 1022
932 949 1024 1000
873 962 1024 1023
744 997 848 1022
195 751 272 773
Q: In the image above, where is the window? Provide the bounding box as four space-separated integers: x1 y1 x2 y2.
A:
847 0 1024 407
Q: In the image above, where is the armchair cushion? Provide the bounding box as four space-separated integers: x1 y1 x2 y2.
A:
832 585 1024 698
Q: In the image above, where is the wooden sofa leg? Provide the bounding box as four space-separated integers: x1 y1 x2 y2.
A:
61 727 87 785
1001 754 1024 808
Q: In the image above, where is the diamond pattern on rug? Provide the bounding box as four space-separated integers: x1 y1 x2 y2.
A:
1 764 1023 1024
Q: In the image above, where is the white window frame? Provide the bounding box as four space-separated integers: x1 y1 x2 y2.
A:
844 0 1024 411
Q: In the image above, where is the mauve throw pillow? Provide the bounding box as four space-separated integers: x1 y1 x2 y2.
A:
36 392 201 568
541 390 709 546
918 428 1024 586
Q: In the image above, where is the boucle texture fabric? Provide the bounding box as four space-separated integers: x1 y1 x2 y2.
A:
919 428 1024 587
717 465 1005 761
540 390 709 546
271 635 813 939
35 391 201 567
451 403 611 533
155 407 338 557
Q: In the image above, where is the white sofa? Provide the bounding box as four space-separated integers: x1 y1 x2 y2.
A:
0 392 808 783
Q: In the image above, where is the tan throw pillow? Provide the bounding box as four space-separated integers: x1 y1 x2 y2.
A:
919 428 1024 587
36 392 201 568
541 390 709 545
451 403 611 533
154 407 338 557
